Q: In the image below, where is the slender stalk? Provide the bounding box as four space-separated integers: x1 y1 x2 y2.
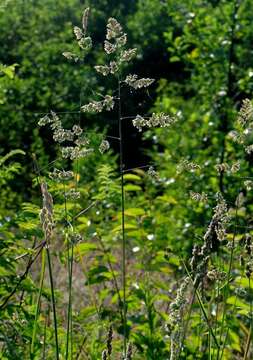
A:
42 305 50 360
243 278 252 360
208 332 211 360
118 75 127 355
66 237 74 360
30 247 46 358
64 180 71 360
46 246 60 360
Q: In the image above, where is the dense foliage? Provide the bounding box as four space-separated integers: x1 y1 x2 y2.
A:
1 0 253 359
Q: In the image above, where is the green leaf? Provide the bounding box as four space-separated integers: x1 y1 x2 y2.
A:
74 242 97 256
170 56 180 62
86 265 112 285
226 296 250 312
112 223 138 233
0 64 18 79
0 149 25 166
0 266 12 277
123 174 142 181
125 208 145 216
124 184 142 192
80 306 97 319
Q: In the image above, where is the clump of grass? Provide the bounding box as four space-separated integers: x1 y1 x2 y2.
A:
36 6 176 358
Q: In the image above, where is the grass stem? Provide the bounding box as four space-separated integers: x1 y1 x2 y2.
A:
46 246 60 360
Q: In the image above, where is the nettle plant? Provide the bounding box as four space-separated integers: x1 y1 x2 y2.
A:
36 8 176 360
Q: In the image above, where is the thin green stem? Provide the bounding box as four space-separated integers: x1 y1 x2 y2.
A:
243 278 252 360
30 247 46 358
118 76 127 355
64 180 71 360
46 246 59 360
42 305 50 360
66 237 74 360
209 331 212 360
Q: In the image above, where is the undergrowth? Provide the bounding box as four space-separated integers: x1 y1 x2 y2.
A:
0 4 253 360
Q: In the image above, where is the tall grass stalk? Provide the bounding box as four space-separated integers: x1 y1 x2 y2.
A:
30 247 46 358
46 246 60 360
118 75 127 355
66 234 74 360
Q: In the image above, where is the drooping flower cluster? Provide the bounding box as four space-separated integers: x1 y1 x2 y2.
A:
190 191 208 202
94 17 137 79
62 52 79 62
39 112 79 143
147 166 159 180
237 98 253 127
104 40 117 54
244 180 253 190
38 112 93 160
65 189 81 200
49 168 74 181
120 48 137 62
230 99 253 154
106 18 123 40
99 139 110 154
176 159 201 174
95 61 118 76
124 74 155 90
245 144 253 154
228 130 245 145
215 161 240 174
132 113 177 132
105 17 135 63
61 146 93 160
81 95 115 113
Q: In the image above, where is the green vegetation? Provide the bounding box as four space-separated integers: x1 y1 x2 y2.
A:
1 0 253 359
